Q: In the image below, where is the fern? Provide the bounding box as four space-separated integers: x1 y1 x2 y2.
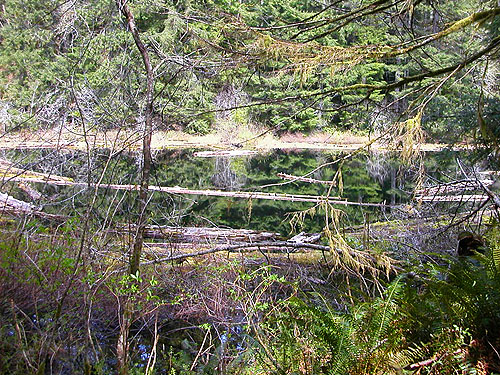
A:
255 277 409 374
251 240 500 374
371 276 402 348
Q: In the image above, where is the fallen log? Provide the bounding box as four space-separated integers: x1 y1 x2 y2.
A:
144 242 314 253
2 174 394 207
116 224 282 242
288 231 321 243
0 207 68 222
142 241 333 265
0 159 73 183
415 194 489 202
17 183 43 201
194 150 258 157
0 187 66 222
0 192 34 211
415 178 493 196
141 240 398 274
0 142 77 150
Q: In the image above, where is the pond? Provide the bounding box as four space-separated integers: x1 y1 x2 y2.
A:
1 146 469 235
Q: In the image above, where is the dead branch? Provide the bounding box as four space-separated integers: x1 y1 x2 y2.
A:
404 348 463 370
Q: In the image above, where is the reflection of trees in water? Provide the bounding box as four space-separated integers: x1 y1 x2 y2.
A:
366 151 392 184
211 157 246 191
312 154 327 181
366 151 401 206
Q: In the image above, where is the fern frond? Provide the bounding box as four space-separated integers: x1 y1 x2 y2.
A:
490 235 500 274
391 343 429 369
373 277 402 344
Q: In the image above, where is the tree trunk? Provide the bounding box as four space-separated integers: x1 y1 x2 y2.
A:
390 168 396 206
115 0 154 276
115 1 154 373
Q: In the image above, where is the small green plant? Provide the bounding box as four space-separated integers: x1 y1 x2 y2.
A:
247 241 500 374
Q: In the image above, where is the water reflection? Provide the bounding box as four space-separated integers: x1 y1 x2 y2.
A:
211 157 246 190
148 149 458 234
2 147 462 234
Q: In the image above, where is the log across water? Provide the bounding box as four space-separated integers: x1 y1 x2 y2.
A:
3 174 393 207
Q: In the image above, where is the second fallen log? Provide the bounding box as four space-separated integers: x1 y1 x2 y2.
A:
115 224 282 243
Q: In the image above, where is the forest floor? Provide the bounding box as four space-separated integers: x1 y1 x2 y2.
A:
0 126 464 152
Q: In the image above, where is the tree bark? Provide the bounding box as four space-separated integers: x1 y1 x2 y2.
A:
115 2 154 374
115 0 154 276
114 224 282 242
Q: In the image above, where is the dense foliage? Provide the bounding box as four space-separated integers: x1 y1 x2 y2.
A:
0 0 499 142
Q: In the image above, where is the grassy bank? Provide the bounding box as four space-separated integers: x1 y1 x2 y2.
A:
0 127 462 153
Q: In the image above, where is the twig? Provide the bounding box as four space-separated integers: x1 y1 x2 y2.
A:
488 340 500 361
190 327 210 371
145 312 159 375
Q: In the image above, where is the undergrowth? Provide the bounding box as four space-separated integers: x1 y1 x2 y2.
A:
246 228 500 374
2 220 500 374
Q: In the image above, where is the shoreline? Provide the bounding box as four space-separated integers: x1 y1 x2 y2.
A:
0 128 468 153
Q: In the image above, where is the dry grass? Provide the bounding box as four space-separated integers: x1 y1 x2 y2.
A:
279 130 367 145
0 126 459 153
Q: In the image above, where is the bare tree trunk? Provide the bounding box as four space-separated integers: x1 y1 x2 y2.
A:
116 302 132 375
116 0 154 276
115 2 154 374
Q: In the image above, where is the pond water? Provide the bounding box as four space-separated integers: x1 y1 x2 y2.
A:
2 147 468 234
